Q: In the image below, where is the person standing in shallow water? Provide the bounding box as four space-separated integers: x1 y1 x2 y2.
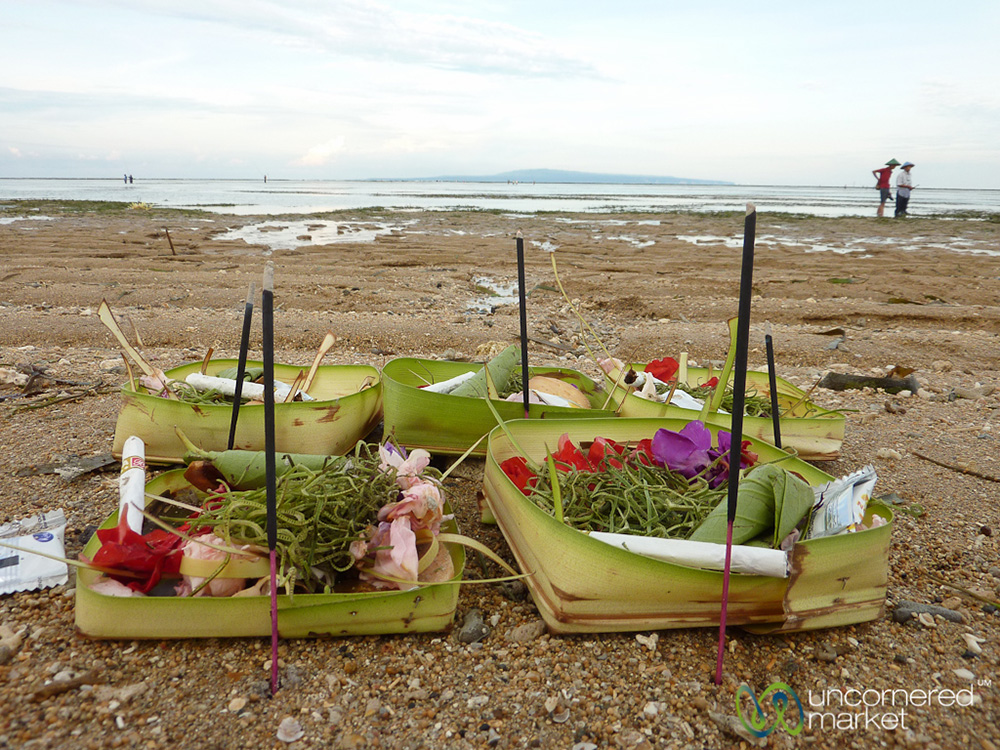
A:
872 159 899 217
895 162 915 217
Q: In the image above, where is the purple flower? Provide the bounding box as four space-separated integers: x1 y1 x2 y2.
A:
651 421 748 489
651 421 713 479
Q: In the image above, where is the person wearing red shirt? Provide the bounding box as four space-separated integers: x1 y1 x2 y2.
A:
872 158 900 217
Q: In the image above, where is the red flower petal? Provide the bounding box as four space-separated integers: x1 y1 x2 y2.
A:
553 434 593 472
499 456 538 495
587 437 624 471
645 357 679 382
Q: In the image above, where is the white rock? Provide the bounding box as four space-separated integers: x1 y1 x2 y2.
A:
276 716 304 743
953 668 975 682
635 633 659 651
962 634 985 655
0 368 28 386
466 695 489 709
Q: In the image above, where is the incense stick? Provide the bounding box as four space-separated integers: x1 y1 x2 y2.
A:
261 264 279 695
715 203 757 685
764 321 782 449
515 232 531 419
228 282 255 450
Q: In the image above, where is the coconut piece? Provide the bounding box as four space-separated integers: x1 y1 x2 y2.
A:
527 376 590 409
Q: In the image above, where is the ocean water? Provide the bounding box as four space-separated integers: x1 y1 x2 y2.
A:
0 178 997 218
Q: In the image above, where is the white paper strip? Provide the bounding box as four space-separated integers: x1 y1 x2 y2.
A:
588 531 789 578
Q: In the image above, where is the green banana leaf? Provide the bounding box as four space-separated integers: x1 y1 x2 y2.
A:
688 464 816 547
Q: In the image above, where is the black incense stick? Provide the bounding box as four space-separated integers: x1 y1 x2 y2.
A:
515 232 531 418
764 322 782 449
715 204 757 685
227 282 255 450
261 263 279 695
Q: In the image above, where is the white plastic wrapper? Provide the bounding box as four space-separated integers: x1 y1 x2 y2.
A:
806 465 878 539
0 510 69 595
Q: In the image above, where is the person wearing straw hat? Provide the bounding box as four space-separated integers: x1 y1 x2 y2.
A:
895 162 915 218
872 159 900 217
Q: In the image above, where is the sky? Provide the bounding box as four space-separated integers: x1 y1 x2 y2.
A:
2 1 999 188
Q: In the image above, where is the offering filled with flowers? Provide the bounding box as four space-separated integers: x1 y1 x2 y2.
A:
483 417 892 634
75 441 472 639
499 420 821 551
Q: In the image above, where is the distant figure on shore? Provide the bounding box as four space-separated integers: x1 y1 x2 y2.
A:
124 173 128 184
895 162 915 218
872 159 899 217
264 175 267 183
128 174 133 184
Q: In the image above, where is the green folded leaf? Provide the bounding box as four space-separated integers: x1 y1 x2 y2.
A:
688 464 815 547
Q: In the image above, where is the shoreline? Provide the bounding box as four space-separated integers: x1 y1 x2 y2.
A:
0 204 997 748
4 185 1000 220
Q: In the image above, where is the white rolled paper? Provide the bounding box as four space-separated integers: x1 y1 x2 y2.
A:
119 435 146 535
419 370 478 394
587 531 789 578
184 372 315 402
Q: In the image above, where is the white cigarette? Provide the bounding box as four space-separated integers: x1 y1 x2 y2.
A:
119 436 146 535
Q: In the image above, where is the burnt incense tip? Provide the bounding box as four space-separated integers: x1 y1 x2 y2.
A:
246 281 255 304
746 202 756 216
515 230 523 239
765 320 773 338
263 262 274 293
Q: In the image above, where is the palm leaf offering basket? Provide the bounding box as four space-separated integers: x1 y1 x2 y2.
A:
604 363 845 461
381 356 616 456
482 417 891 635
112 359 382 464
75 469 465 639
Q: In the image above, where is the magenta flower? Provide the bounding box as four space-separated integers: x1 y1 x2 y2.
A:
651 421 714 479
650 420 753 489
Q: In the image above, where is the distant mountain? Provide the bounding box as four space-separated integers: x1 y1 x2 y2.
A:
390 168 731 186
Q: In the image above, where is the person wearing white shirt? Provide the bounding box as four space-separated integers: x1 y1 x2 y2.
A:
895 162 915 217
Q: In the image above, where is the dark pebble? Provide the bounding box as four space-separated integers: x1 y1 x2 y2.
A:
457 608 490 644
894 600 965 624
498 580 528 601
893 654 908 665
980 526 993 537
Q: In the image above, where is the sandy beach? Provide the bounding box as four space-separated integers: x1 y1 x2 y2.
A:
1 202 999 749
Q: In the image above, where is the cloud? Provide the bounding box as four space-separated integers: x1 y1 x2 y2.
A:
293 137 346 167
93 0 599 79
8 146 22 157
